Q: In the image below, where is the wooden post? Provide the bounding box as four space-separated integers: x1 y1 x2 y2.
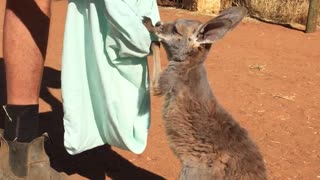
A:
306 0 319 33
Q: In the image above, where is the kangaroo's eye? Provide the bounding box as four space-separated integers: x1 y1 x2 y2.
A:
172 26 182 36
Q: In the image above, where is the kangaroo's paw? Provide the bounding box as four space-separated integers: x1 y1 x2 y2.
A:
142 16 155 33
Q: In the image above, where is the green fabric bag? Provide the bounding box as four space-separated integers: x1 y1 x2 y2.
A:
61 0 160 155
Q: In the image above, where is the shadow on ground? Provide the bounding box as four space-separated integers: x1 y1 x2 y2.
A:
0 58 164 180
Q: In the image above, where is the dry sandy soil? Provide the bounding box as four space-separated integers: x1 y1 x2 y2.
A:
0 1 320 180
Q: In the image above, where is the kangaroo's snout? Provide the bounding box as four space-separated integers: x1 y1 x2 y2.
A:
154 21 164 36
155 21 163 27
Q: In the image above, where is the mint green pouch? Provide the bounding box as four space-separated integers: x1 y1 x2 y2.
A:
61 0 160 155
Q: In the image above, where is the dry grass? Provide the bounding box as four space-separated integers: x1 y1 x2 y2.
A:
161 0 320 26
223 0 319 26
166 0 319 26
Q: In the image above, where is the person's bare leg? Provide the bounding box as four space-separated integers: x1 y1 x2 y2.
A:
4 0 50 104
3 0 50 142
0 0 66 178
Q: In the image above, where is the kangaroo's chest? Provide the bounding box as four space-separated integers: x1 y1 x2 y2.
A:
161 88 215 139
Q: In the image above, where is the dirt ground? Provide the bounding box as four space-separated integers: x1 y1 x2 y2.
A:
0 1 320 180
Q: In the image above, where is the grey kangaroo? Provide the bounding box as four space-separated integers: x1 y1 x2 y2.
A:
143 6 267 180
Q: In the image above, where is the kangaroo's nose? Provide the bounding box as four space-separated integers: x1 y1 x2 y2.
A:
155 21 163 27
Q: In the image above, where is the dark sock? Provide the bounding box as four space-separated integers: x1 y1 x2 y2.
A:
3 104 39 143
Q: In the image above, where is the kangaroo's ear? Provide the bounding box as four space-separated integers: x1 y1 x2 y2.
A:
195 6 248 44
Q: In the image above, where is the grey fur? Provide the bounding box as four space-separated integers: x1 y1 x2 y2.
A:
143 6 267 180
